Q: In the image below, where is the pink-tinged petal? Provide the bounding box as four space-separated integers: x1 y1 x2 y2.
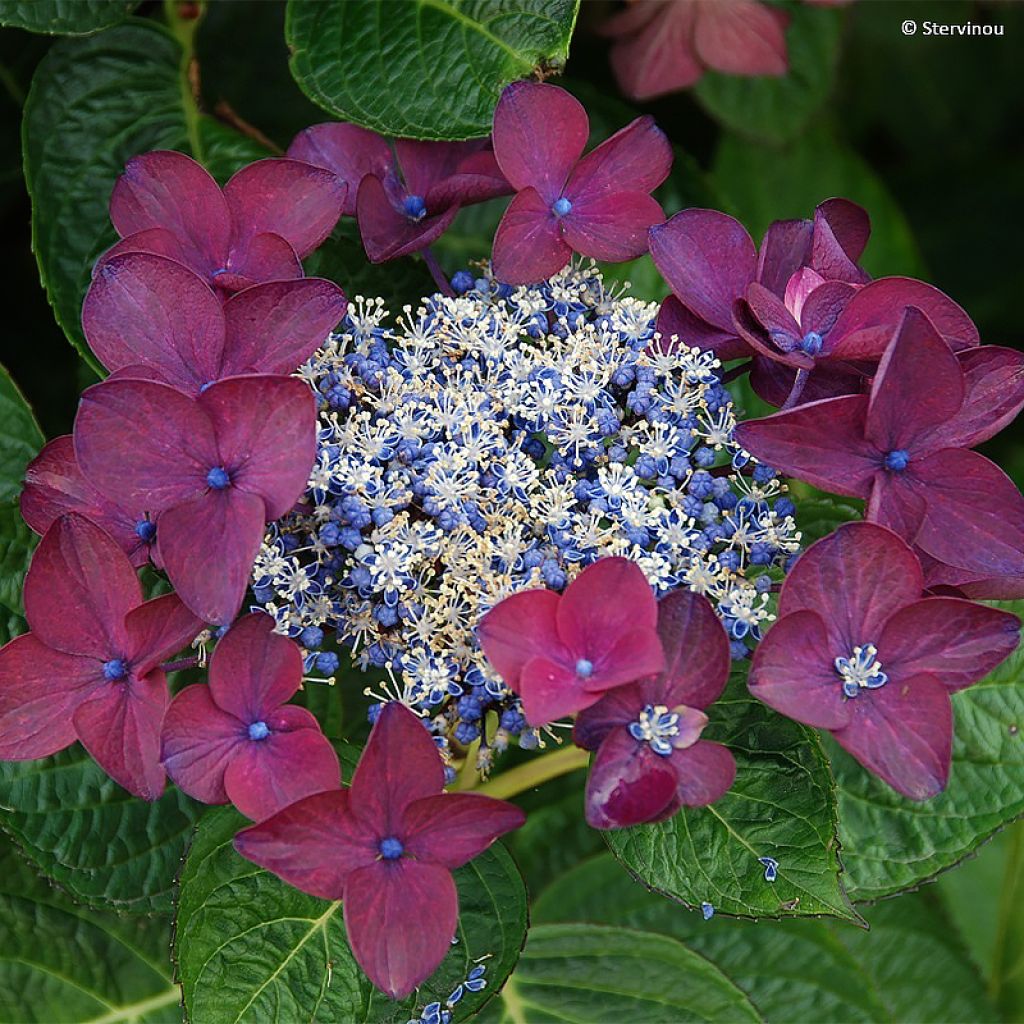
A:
865 308 964 453
492 81 587 201
911 448 1024 578
653 590 730 709
0 635 104 759
810 198 871 285
744 281 802 349
424 147 512 209
584 729 679 830
826 277 979 360
477 587 563 688
561 190 664 262
402 792 525 868
75 379 215 512
20 436 148 566
784 267 825 323
922 346 1024 450
654 296 751 361
733 396 878 498
224 158 346 259
124 593 202 675
110 151 229 274
921 557 1024 602
749 610 851 729
23 514 140 659
757 218 813 297
287 123 393 217
208 613 302 720
556 557 659 666
224 716 341 821
491 187 572 285
234 789 378 899
356 173 459 262
649 210 757 332
519 656 597 725
749 356 866 408
604 1 701 101
694 0 789 76
566 116 672 199
222 278 347 377
157 488 265 625
671 740 737 807
350 702 445 834
585 627 667 693
880 598 1019 693
74 671 168 801
198 374 317 519
833 673 952 801
867 470 927 543
160 683 242 804
780 523 924 649
83 253 224 392
94 228 189 273
395 139 488 197
573 683 644 751
222 232 303 291
344 860 457 1000
799 280 857 337
670 706 709 750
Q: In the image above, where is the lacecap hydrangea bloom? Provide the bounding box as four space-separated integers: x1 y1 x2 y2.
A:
252 261 801 767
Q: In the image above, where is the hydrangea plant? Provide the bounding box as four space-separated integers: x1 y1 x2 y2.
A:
1 2 1022 1021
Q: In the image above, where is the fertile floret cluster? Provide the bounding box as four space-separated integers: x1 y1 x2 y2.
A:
252 263 801 757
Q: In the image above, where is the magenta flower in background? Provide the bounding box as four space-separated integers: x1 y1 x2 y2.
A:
161 613 340 821
749 522 1020 799
234 701 525 999
574 590 735 829
288 123 510 263
21 435 158 568
490 81 672 284
478 557 665 725
735 308 1024 582
599 0 790 102
102 150 346 294
73 375 317 625
649 201 979 407
83 252 347 394
0 514 201 799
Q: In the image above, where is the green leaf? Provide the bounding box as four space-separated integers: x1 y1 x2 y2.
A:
285 0 579 140
174 806 527 1023
477 923 762 1023
694 4 843 145
533 853 996 1024
22 20 264 373
713 124 926 280
0 836 180 1023
790 493 862 547
0 745 204 914
605 668 858 922
304 221 436 312
834 601 1024 903
0 0 137 35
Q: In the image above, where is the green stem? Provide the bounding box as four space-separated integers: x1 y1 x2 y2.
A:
474 745 589 801
164 0 205 164
990 822 1024 1015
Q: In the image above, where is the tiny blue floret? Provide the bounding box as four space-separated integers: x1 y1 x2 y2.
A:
402 194 427 221
134 519 156 542
102 658 128 682
552 196 572 217
758 856 779 883
248 720 271 741
701 902 715 920
884 449 910 472
379 836 404 860
800 331 823 355
206 466 231 489
574 658 593 678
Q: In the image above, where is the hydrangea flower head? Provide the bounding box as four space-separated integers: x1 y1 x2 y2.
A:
490 82 672 284
574 589 735 829
736 308 1024 582
288 124 510 262
749 521 1020 798
21 435 158 568
234 701 525 999
83 253 347 394
478 557 665 725
74 374 318 624
103 150 346 293
161 613 340 820
253 263 799 761
0 514 201 799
